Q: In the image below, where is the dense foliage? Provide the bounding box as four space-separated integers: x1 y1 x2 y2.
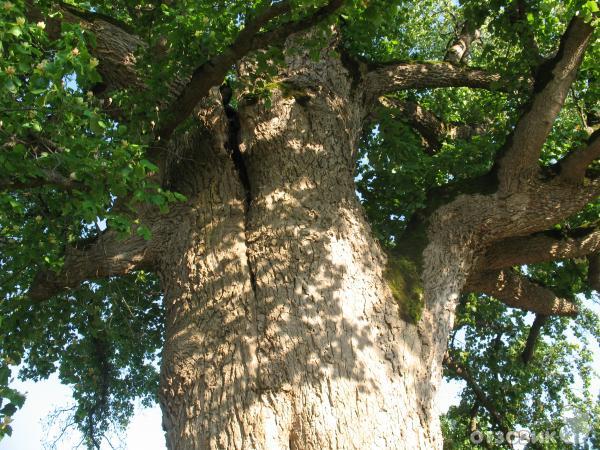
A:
0 0 598 448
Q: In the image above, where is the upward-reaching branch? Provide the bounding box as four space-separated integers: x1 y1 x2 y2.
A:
444 22 481 65
156 0 345 141
495 16 593 193
558 129 600 183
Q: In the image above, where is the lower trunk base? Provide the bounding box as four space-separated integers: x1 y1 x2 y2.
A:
161 375 442 450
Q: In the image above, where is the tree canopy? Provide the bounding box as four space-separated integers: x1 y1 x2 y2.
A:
0 0 599 448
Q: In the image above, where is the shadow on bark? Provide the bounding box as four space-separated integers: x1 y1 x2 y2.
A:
155 77 435 448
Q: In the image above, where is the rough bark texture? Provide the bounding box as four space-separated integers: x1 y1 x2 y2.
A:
465 269 577 316
444 22 480 65
154 44 463 449
363 61 503 101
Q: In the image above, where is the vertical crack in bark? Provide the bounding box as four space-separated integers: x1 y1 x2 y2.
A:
221 86 259 299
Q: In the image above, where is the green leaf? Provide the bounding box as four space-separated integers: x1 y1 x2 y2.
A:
172 192 187 202
0 367 9 386
0 403 17 416
7 27 22 37
139 159 159 172
136 225 152 241
584 1 599 13
5 392 24 409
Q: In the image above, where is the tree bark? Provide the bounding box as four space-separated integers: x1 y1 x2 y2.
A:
154 48 466 449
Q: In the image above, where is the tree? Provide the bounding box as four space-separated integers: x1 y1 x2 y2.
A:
0 0 599 448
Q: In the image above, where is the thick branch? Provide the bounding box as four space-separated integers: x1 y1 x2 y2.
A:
478 227 600 271
363 61 503 100
521 314 548 364
469 403 479 434
26 2 145 95
532 178 600 237
156 0 344 141
445 22 481 65
464 269 578 316
28 231 154 302
588 253 600 291
496 16 593 192
378 97 486 154
558 129 600 183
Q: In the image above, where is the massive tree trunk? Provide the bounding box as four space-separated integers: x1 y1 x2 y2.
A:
23 7 597 449
154 49 466 449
